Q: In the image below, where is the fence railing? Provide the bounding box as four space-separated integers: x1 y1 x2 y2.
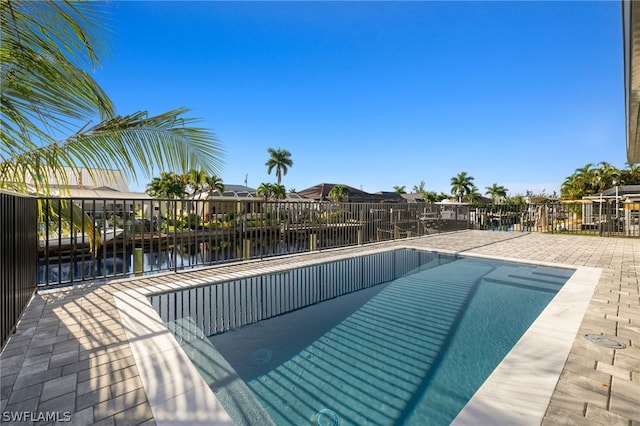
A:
35 197 640 288
1 190 38 350
5 193 637 345
470 202 640 237
36 197 469 287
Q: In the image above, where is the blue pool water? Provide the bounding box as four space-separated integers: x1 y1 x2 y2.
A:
154 250 574 425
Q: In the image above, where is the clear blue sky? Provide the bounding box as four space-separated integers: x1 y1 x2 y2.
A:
96 1 626 196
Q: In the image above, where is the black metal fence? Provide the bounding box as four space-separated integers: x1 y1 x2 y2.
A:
470 201 640 237
5 192 637 348
1 190 38 350
34 197 640 288
36 197 470 287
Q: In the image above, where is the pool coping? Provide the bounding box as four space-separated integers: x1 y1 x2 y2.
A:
113 244 601 425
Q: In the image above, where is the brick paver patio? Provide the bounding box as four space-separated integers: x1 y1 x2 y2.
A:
1 230 638 425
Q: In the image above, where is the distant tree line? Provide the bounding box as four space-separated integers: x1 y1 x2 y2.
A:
560 162 640 199
393 162 640 204
147 161 640 205
146 170 224 199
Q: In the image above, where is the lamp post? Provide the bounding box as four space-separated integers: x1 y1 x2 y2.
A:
613 179 619 220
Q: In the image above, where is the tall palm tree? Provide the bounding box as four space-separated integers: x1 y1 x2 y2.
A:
1 1 223 195
485 183 508 204
328 184 349 202
265 148 293 185
450 172 475 203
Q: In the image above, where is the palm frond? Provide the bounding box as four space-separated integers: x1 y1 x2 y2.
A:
41 198 103 256
1 109 224 193
1 1 113 147
0 1 224 197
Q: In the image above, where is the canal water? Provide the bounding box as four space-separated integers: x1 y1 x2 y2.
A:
37 242 309 286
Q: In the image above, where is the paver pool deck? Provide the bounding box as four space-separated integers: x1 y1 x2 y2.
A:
0 230 638 425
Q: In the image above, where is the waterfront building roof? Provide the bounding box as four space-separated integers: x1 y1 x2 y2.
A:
623 0 640 163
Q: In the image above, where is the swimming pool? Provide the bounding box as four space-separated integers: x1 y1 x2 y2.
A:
146 248 578 425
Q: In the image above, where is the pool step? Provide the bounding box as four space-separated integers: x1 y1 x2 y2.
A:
482 265 571 293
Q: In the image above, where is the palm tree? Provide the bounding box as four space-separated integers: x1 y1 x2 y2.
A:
265 148 293 185
574 163 594 176
465 186 481 203
393 185 407 194
145 172 186 227
199 174 224 221
256 182 275 223
560 174 586 200
485 183 508 204
204 174 225 196
1 1 223 195
561 162 638 199
619 162 640 185
328 184 349 202
271 184 287 200
571 163 595 196
412 181 426 193
450 172 475 203
598 162 620 188
256 183 274 200
186 169 209 198
422 191 439 203
510 194 527 205
145 172 186 199
628 162 640 183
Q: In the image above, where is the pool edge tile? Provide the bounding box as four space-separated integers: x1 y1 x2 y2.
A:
114 289 234 426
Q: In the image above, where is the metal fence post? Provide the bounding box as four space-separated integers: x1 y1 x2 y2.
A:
134 248 144 277
1 191 38 350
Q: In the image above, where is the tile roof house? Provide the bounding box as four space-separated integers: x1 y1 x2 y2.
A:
296 183 372 202
296 183 399 203
194 184 310 201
